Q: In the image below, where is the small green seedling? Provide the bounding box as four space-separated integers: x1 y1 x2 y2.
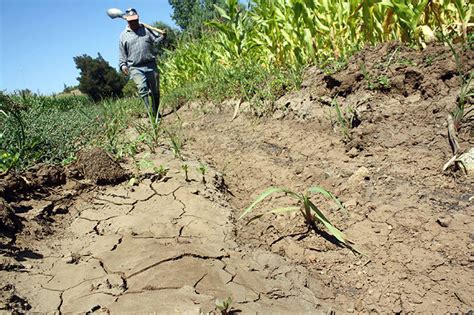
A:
130 157 153 185
181 163 190 182
128 177 138 187
215 297 233 315
197 163 207 184
240 186 358 250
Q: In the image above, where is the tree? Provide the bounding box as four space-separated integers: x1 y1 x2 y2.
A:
73 53 126 102
168 0 226 36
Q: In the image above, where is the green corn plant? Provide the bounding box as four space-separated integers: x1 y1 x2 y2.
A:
159 0 466 105
239 186 353 247
208 0 252 61
452 0 472 41
379 0 430 42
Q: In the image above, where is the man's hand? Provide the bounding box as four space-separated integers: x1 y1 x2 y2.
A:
121 66 129 76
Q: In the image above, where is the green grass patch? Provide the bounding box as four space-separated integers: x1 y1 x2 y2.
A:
1 93 143 170
161 60 302 114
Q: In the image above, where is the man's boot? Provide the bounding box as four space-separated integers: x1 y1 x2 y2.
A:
150 93 160 123
142 95 152 119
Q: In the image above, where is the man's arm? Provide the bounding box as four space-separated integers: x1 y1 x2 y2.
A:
119 39 128 75
146 27 166 44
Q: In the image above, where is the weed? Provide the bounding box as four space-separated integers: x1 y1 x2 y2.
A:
239 186 355 248
215 297 233 315
131 156 152 180
359 62 393 91
397 56 416 66
377 75 391 90
332 97 357 141
154 164 169 179
322 58 348 75
359 62 376 90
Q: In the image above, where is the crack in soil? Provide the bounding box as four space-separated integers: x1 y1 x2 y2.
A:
110 236 123 252
149 180 182 197
95 197 137 207
192 272 208 293
127 253 230 279
171 188 187 222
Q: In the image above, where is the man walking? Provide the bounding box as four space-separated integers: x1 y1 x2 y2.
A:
119 8 166 123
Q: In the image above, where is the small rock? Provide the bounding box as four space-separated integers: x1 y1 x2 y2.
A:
305 254 318 264
347 166 370 187
344 199 357 208
437 217 451 227
63 253 81 264
347 147 359 158
392 304 402 313
272 110 286 120
355 300 364 311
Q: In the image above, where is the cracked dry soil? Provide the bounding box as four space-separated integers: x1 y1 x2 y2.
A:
2 155 328 313
1 42 473 313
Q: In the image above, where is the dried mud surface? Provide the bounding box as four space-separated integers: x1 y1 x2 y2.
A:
1 42 473 313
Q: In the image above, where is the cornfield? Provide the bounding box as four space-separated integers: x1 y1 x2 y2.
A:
160 0 471 95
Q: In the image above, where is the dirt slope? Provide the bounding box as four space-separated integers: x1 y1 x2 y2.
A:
1 42 473 313
179 42 473 313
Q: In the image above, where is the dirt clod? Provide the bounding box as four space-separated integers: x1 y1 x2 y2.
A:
437 217 452 227
0 284 31 312
73 148 129 185
0 199 23 241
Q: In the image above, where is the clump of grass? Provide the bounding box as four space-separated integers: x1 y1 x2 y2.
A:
0 92 25 173
240 186 354 248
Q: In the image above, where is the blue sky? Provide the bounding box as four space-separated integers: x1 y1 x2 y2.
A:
0 0 176 95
